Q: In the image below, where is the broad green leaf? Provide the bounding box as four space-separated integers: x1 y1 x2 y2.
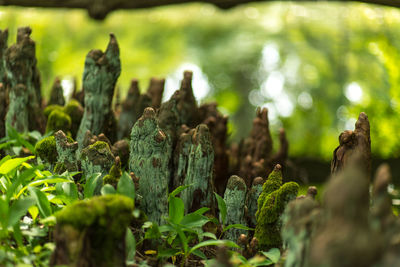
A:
9 197 35 226
6 167 36 200
0 156 35 175
180 213 210 228
168 196 184 224
222 224 254 233
60 182 78 202
169 185 191 198
191 249 207 260
144 222 161 239
126 228 136 261
84 173 102 198
17 177 72 198
29 187 52 218
28 206 39 220
157 248 180 259
201 232 217 240
13 222 23 247
117 172 135 200
192 207 210 215
6 125 35 153
0 197 9 228
0 155 12 166
101 184 116 195
189 240 239 254
175 225 189 254
214 192 227 225
261 248 281 263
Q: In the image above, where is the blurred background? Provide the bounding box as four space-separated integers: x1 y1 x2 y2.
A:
1 2 400 181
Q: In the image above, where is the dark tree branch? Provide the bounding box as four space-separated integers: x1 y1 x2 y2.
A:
0 0 398 20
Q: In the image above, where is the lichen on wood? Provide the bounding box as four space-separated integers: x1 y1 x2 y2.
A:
174 124 215 213
51 194 134 267
129 107 171 224
80 140 115 179
76 33 121 146
223 175 248 242
5 83 28 133
246 176 263 228
54 130 79 173
4 27 45 133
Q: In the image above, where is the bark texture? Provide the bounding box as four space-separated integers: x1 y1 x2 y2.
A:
76 33 121 146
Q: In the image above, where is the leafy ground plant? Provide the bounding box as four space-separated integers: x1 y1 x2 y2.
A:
141 185 239 266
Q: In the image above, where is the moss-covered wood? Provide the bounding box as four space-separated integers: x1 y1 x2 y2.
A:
51 194 134 267
76 33 121 146
48 77 65 106
54 130 79 173
80 141 115 179
255 164 299 250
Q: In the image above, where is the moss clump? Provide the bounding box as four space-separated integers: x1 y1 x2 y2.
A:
63 99 83 138
255 165 299 250
45 109 71 134
103 159 122 188
56 194 134 236
35 136 57 164
44 104 64 118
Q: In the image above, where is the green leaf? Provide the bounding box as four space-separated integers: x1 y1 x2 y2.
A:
84 173 102 198
189 240 239 255
126 228 136 261
169 185 191 198
157 248 180 259
222 224 254 233
168 196 184 224
201 232 217 240
29 187 52 218
191 249 207 260
180 213 210 228
6 167 36 201
0 197 9 228
9 197 35 227
101 184 116 195
261 248 281 263
59 182 78 202
0 155 12 166
0 156 35 175
214 192 227 225
144 222 162 240
117 172 135 200
6 125 35 153
192 207 210 215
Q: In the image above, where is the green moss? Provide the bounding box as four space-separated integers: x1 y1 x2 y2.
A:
45 109 72 134
35 136 57 164
44 104 64 118
103 160 122 187
63 99 83 138
255 167 299 250
56 194 134 236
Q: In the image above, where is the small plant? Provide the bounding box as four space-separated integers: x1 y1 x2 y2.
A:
214 192 254 238
141 185 239 266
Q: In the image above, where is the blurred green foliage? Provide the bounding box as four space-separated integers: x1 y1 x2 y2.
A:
1 3 400 160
